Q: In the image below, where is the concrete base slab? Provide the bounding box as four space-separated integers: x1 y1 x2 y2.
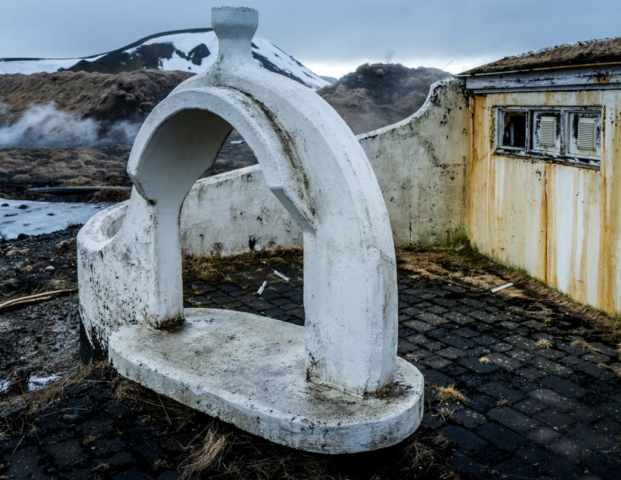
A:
109 309 424 454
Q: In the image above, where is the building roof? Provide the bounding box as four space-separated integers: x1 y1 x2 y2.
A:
461 37 621 76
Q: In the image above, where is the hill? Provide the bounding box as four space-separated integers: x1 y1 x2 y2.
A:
317 63 451 134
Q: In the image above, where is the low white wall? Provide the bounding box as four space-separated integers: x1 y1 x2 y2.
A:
175 78 470 257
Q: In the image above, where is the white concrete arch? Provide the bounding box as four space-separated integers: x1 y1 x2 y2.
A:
78 7 423 453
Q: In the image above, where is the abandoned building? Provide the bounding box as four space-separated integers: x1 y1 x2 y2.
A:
77 9 621 456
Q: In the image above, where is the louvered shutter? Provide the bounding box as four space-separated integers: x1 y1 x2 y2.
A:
539 117 556 148
577 117 596 151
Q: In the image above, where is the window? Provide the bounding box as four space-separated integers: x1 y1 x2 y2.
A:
496 107 602 168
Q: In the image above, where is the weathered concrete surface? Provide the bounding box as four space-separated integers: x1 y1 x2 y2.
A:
80 5 405 404
469 90 621 315
359 78 470 246
109 309 424 454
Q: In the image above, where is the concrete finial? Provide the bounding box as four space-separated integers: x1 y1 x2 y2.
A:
212 6 258 65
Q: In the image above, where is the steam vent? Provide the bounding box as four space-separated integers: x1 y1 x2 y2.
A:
77 6 424 454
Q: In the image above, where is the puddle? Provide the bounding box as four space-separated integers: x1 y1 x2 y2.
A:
0 197 111 240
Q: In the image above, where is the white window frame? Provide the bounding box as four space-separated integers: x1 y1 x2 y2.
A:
495 106 602 169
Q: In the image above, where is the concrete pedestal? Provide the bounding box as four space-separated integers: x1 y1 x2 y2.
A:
109 309 424 454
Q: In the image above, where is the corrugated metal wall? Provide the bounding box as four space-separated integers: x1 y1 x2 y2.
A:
469 91 621 314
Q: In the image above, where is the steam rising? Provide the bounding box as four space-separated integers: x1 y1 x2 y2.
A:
0 101 140 149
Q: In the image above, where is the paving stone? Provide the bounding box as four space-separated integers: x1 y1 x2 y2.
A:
531 356 573 376
113 467 154 480
421 355 452 369
595 401 621 419
402 320 434 333
450 452 489 479
436 347 466 360
416 312 448 326
480 383 527 404
490 342 513 352
527 426 562 445
506 335 538 351
458 356 500 374
453 408 487 429
44 439 87 469
548 437 590 463
5 446 45 479
404 333 427 345
486 352 523 371
477 423 529 451
581 453 621 480
529 389 576 412
441 425 488 451
534 409 574 429
496 457 541 479
541 376 587 398
537 455 584 480
397 338 416 354
515 368 545 383
506 348 534 362
443 311 473 324
487 406 540 433
514 398 547 415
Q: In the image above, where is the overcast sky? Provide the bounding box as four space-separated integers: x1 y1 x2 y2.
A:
1 0 620 77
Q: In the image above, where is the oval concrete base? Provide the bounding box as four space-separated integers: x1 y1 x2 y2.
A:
108 309 424 454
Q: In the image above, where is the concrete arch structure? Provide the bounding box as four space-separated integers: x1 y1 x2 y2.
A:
78 7 423 453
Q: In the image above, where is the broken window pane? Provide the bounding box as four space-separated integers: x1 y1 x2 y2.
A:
502 112 527 148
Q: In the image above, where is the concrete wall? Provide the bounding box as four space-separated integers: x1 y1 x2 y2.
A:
359 78 470 246
169 77 471 258
469 90 621 314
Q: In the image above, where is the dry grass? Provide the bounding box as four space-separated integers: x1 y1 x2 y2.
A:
436 385 467 404
111 377 144 406
402 440 435 467
434 407 457 422
83 435 98 446
496 399 509 407
89 187 131 204
479 357 491 364
571 340 603 354
180 427 231 479
183 249 302 282
0 362 107 416
536 338 553 349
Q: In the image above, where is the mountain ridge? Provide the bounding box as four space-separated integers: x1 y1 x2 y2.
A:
0 28 328 90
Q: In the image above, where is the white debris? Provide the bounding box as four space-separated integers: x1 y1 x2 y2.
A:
491 283 514 294
257 281 267 295
274 270 290 282
45 266 55 271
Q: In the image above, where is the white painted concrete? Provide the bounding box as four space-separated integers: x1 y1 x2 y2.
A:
79 10 425 453
110 309 424 454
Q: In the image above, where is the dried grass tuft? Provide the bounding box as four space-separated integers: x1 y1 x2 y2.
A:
536 338 553 349
571 340 603 354
181 427 231 479
436 385 467 404
479 357 491 364
496 399 509 407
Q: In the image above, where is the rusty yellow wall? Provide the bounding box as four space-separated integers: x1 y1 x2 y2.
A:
469 91 621 314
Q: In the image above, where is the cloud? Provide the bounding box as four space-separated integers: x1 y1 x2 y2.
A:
0 102 140 149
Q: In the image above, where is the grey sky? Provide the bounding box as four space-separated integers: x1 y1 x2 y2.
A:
1 0 619 76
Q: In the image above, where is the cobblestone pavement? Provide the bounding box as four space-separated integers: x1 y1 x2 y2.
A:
1 249 620 479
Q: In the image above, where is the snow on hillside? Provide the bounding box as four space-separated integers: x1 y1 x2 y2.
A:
0 29 328 89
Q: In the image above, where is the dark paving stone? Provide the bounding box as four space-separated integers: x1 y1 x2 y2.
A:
480 383 527 404
529 389 576 413
527 426 562 446
541 376 587 398
440 425 488 451
402 320 434 333
496 457 541 479
581 453 621 480
487 407 539 433
453 408 487 429
44 439 87 469
486 352 523 371
113 467 154 480
477 423 529 451
5 446 45 479
458 356 500 374
548 437 590 463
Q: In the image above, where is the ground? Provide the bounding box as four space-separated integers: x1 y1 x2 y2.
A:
0 231 620 479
